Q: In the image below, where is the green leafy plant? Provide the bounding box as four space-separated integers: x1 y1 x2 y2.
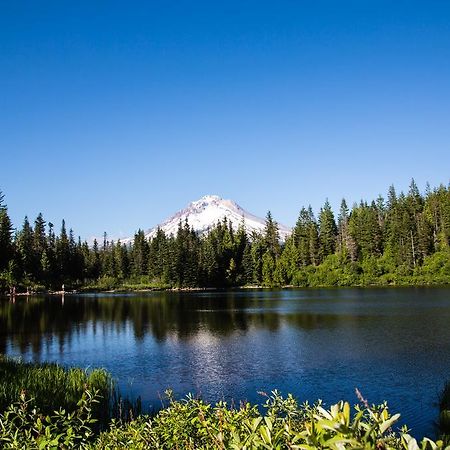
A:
0 388 99 449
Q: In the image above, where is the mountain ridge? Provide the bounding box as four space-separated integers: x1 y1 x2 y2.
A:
123 195 291 243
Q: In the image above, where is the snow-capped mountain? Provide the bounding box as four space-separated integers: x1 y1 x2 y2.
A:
125 195 291 242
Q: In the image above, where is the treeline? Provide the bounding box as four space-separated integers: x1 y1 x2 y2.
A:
0 180 449 292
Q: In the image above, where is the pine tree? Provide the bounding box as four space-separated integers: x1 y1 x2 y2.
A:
234 221 250 285
348 202 382 260
251 233 265 285
293 207 311 266
114 240 130 279
405 179 423 267
385 185 402 265
33 213 47 279
132 229 149 276
16 217 35 280
263 211 280 259
46 222 57 285
262 251 276 286
200 233 220 286
318 199 337 259
56 220 70 282
307 207 320 266
276 236 299 285
337 199 349 257
88 239 101 280
240 243 254 285
0 191 14 273
148 228 168 282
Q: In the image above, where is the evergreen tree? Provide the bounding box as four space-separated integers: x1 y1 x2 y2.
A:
261 211 281 284
307 207 321 266
88 239 101 280
200 232 220 286
240 243 254 285
33 213 47 279
0 191 14 273
263 211 280 259
251 233 265 285
276 236 299 285
114 240 130 279
337 199 349 257
385 185 402 265
131 229 149 276
262 251 276 286
56 220 70 282
405 179 423 267
293 207 311 266
348 202 382 260
148 228 168 283
16 217 35 281
318 199 337 259
46 222 57 285
234 222 250 285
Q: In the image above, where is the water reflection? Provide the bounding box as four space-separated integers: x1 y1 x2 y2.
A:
0 291 361 354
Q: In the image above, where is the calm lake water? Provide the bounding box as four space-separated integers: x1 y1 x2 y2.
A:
1 288 450 438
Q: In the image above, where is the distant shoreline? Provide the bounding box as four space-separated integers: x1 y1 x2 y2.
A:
2 282 449 298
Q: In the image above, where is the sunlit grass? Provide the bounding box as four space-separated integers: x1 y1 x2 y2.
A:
0 355 111 419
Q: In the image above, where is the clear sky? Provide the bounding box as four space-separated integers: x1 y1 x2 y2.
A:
1 1 449 240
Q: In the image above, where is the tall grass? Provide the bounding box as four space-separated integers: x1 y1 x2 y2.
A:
0 355 111 422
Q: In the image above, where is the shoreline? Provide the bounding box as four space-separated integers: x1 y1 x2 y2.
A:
2 282 450 298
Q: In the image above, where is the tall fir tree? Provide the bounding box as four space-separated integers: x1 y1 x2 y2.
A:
16 217 35 280
263 211 280 259
33 213 47 279
56 220 70 282
0 191 14 273
318 199 337 259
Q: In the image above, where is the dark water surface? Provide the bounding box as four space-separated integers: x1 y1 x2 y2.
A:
1 288 450 438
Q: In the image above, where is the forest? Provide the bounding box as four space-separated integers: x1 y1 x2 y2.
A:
0 180 449 292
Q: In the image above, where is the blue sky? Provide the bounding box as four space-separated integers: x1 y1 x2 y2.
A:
1 1 449 240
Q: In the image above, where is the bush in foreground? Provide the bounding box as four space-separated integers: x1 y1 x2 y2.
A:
1 388 449 449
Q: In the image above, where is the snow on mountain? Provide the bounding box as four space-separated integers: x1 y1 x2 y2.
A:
125 195 291 243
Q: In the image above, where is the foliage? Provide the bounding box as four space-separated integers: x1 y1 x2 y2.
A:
0 388 99 449
439 382 450 446
1 181 450 292
3 389 447 449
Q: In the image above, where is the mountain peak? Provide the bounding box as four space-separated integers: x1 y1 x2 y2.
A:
190 194 223 208
196 194 222 202
124 196 291 243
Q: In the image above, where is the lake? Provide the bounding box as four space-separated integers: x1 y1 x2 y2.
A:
1 287 449 439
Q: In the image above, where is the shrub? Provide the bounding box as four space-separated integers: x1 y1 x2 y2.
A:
94 390 450 449
0 388 99 449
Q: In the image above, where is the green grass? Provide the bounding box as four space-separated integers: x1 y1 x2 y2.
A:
81 275 171 292
0 355 111 421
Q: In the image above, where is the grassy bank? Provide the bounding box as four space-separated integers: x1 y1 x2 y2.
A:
0 356 111 424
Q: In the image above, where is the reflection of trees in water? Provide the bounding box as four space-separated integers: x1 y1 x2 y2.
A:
0 293 351 356
0 296 91 355
284 312 354 330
